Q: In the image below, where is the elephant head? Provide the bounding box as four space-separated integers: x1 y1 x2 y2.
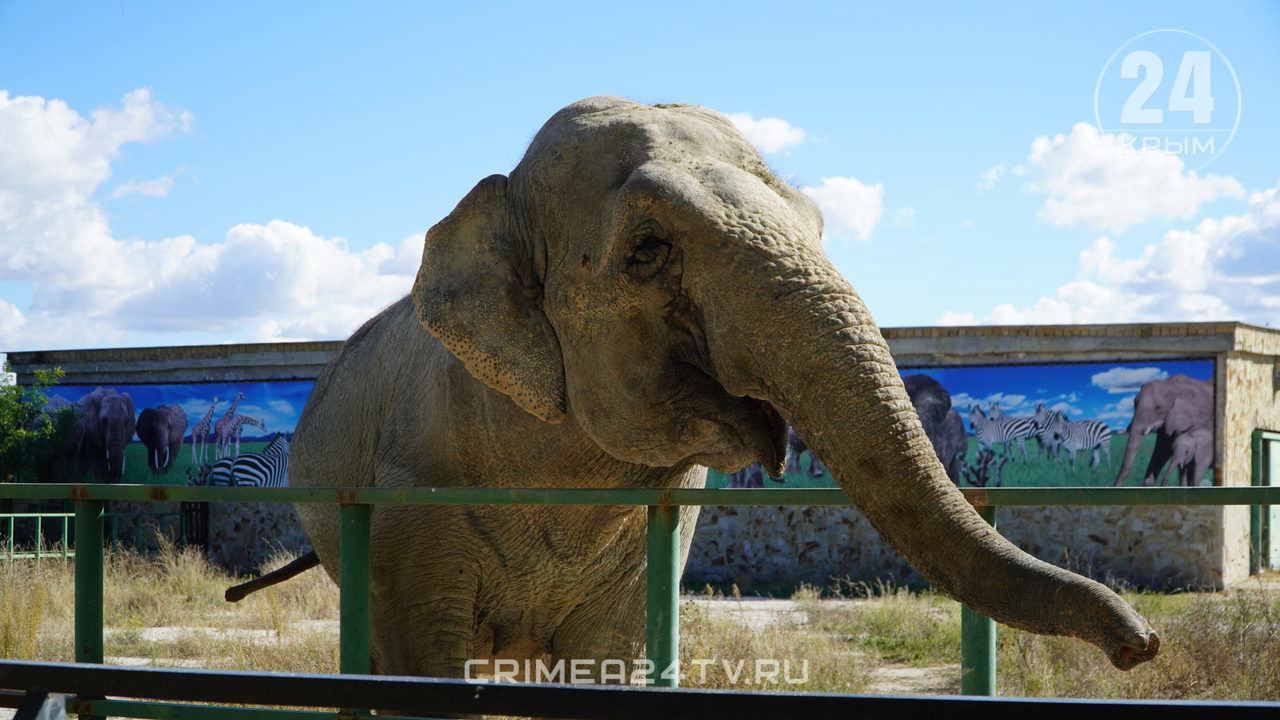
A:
70 387 136 480
1114 374 1214 487
410 97 1157 669
136 404 189 474
903 374 965 482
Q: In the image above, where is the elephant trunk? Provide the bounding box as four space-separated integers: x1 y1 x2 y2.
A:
705 249 1158 669
1114 422 1145 486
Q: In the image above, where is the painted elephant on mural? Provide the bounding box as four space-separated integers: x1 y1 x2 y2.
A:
136 404 189 475
65 387 136 481
1113 374 1214 487
784 426 826 478
288 97 1158 679
903 374 966 483
1164 425 1213 487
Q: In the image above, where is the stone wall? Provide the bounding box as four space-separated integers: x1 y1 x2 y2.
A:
10 322 1280 588
206 502 311 575
1221 328 1280 584
684 503 1224 592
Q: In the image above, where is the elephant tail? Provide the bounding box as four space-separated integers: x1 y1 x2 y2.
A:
224 550 320 602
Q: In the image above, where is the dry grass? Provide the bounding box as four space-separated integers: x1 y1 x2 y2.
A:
1 547 1278 701
680 584 874 692
997 581 1280 699
0 542 339 673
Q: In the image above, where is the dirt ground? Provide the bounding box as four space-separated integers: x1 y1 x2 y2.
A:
703 596 957 694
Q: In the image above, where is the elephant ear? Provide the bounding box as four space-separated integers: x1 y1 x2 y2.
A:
412 174 567 423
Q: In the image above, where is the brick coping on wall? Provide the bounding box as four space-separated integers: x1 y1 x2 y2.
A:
6 321 1277 384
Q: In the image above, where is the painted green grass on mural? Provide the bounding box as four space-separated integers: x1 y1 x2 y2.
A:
973 434 1213 488
707 434 1214 489
113 441 272 486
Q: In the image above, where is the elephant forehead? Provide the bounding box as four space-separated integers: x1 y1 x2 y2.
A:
519 100 765 192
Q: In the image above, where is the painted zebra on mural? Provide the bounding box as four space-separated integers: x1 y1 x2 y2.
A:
204 433 291 487
1043 410 1112 472
968 405 1038 461
1032 402 1062 459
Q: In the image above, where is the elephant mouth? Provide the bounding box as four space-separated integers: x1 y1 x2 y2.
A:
745 395 789 478
666 360 788 476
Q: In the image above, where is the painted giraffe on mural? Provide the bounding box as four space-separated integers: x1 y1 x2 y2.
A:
212 392 247 460
190 396 219 466
220 415 267 458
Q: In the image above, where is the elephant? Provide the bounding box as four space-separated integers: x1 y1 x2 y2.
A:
65 387 136 482
903 374 966 482
785 426 825 478
1162 424 1213 487
727 425 822 485
1113 374 1214 487
723 463 767 488
288 96 1158 680
136 404 189 475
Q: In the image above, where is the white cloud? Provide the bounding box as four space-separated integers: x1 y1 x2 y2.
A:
802 176 884 241
937 311 976 326
1098 395 1137 421
726 112 806 153
939 181 1280 327
0 89 427 350
894 207 916 227
977 164 1005 192
1092 367 1169 394
111 173 177 199
1023 123 1244 232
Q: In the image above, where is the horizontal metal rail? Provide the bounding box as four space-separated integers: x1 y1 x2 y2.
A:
0 480 1276 715
1 512 73 562
1 660 1278 720
2 483 1280 505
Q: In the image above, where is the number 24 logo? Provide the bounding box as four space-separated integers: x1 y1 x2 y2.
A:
1121 51 1214 124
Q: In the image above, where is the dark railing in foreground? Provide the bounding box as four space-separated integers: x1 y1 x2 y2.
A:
0 426 1275 718
3 660 1280 720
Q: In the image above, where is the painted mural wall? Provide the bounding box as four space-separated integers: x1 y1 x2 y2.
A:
709 358 1216 489
46 381 313 486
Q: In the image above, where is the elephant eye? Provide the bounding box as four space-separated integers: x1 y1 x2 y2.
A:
627 233 672 278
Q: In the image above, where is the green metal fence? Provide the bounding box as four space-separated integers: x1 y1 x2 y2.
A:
0 428 1276 717
0 512 73 562
0 510 186 561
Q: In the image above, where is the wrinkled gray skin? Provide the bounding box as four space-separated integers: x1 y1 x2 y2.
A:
1162 425 1213 487
136 404 189 475
67 387 136 481
291 97 1158 678
1114 374 1213 487
903 374 965 483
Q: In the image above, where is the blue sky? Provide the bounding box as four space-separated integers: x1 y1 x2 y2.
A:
1 1 1277 352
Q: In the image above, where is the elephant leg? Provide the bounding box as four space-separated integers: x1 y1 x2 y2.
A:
549 580 647 684
1143 433 1174 487
370 511 480 678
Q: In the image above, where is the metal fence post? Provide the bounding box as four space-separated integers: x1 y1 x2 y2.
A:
340 503 372 675
74 500 104 665
1251 430 1264 575
960 504 997 696
646 504 680 687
